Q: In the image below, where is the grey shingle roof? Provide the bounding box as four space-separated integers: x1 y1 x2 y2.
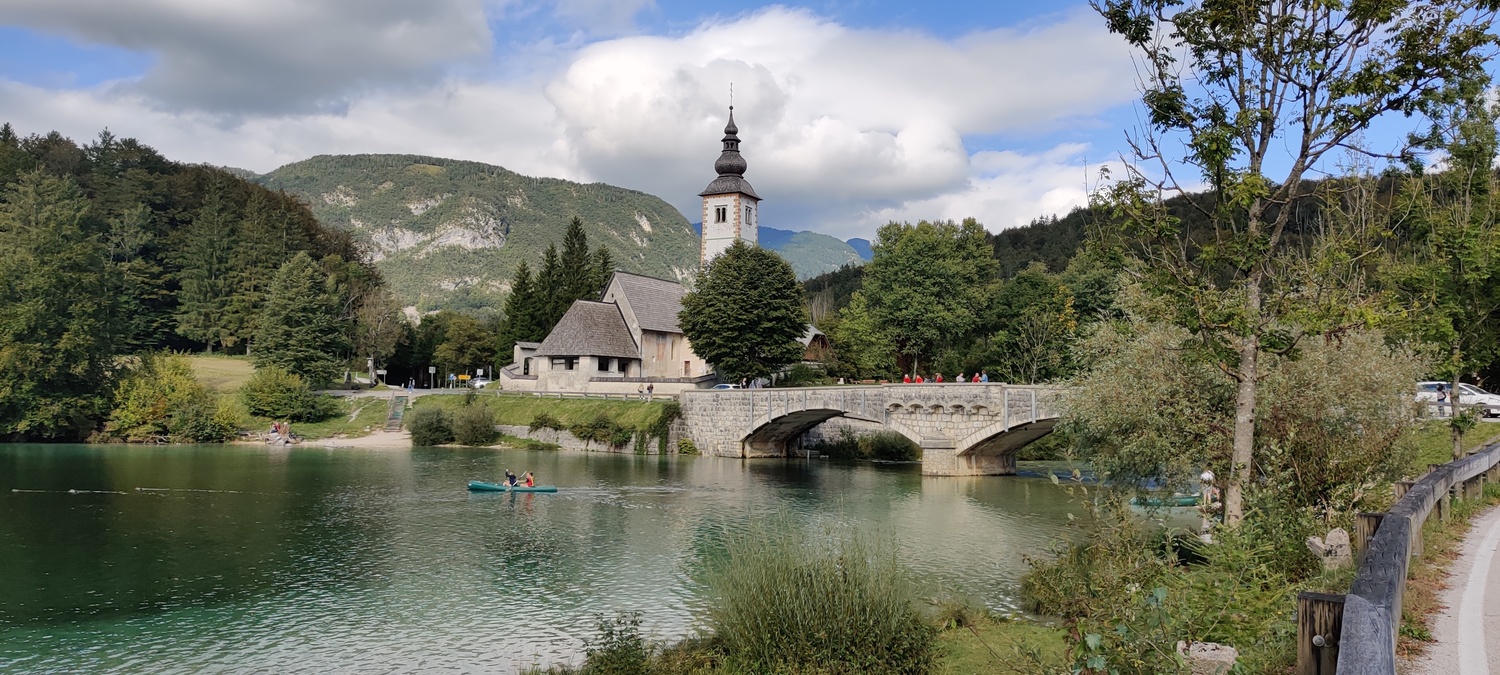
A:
610 272 687 334
699 175 760 199
534 301 640 359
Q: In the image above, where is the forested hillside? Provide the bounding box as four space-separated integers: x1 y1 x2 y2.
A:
258 155 700 313
0 124 392 440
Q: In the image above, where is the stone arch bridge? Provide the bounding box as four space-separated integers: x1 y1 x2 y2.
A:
679 384 1063 476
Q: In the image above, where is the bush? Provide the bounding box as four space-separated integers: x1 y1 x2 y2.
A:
863 431 920 461
676 439 700 455
707 523 935 674
408 406 454 446
530 411 564 432
807 426 861 459
240 365 335 422
571 413 633 448
581 612 650 675
452 404 497 446
105 353 238 443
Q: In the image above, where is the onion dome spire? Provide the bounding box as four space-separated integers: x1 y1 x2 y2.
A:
700 106 759 199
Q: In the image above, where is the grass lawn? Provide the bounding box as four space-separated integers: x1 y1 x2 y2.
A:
935 617 1068 674
1404 419 1500 476
185 354 255 393
415 393 672 430
244 396 390 440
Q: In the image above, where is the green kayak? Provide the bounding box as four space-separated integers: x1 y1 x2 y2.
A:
1130 494 1201 508
468 481 558 493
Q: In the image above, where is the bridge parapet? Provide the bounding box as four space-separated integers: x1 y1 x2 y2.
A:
679 384 1065 475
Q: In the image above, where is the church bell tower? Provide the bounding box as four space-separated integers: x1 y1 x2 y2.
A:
700 107 760 265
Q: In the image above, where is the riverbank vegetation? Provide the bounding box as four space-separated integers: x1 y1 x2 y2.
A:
526 525 1066 675
410 395 681 451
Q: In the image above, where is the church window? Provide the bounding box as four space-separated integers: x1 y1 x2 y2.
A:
745 206 751 223
714 206 727 223
597 357 612 372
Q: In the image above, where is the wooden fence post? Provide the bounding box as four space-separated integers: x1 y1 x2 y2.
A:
1355 512 1385 565
1297 591 1345 675
1393 481 1414 500
1440 488 1454 522
1430 463 1443 475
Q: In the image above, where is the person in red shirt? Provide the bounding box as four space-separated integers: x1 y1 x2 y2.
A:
936 373 944 383
915 375 925 383
903 373 912 384
524 472 535 487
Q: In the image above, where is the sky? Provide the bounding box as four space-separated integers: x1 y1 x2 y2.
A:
0 1 1474 240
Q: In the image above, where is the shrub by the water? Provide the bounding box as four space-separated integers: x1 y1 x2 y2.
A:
408 407 454 446
863 431 920 461
240 365 335 422
530 411 564 432
707 524 935 674
571 413 632 448
105 353 239 443
580 612 651 675
452 404 497 446
676 439 699 455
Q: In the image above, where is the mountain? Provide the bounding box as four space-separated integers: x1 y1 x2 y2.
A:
693 224 864 280
260 154 699 312
846 238 873 260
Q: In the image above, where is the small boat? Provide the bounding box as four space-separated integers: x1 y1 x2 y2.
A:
1130 494 1202 508
467 480 558 493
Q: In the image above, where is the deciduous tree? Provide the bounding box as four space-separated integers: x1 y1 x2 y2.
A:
679 241 807 383
1091 0 1499 524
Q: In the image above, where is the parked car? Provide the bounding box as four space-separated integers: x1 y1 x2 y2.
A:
469 378 493 389
711 383 741 390
1417 381 1500 416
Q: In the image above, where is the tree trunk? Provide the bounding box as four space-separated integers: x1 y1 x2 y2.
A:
1224 283 1261 527
1453 343 1464 460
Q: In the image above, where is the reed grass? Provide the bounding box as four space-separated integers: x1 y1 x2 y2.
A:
705 523 935 674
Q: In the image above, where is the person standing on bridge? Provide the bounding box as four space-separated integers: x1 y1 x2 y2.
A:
980 371 989 383
903 373 911 384
935 373 944 383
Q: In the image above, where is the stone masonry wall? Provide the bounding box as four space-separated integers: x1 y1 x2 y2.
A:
495 424 681 455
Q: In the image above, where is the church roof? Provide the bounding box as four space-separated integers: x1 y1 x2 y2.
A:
608 271 687 334
699 107 760 199
533 301 640 359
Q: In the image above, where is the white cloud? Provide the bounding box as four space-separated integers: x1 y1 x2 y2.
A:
0 4 1139 240
0 0 496 113
544 6 1138 237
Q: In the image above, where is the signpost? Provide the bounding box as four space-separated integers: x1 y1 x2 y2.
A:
428 366 436 389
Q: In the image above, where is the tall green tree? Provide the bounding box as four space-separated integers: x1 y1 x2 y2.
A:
1091 0 1499 525
559 216 595 303
434 314 495 377
174 182 238 351
253 252 348 386
592 245 615 293
679 241 807 383
226 190 292 350
538 244 564 329
497 261 542 353
850 219 996 375
0 171 121 440
355 287 406 380
1392 81 1500 458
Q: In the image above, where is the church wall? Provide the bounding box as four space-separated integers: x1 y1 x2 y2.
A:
639 330 709 379
600 278 644 348
701 194 742 263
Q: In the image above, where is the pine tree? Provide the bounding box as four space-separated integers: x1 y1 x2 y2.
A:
537 244 565 330
253 252 349 386
226 190 289 350
105 204 170 352
591 246 615 296
497 261 538 353
560 216 594 302
174 182 238 351
0 171 121 440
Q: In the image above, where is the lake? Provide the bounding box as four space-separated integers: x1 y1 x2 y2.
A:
0 444 1085 673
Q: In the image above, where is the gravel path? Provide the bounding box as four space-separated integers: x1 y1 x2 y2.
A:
1408 504 1500 675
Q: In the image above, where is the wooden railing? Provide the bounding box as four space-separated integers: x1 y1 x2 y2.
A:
1326 441 1500 674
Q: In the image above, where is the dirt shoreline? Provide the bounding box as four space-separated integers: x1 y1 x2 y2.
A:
234 429 412 450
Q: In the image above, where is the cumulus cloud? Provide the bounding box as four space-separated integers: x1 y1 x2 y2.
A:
0 0 496 113
0 4 1140 239
545 7 1138 237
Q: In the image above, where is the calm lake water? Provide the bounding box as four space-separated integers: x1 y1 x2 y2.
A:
0 444 1085 673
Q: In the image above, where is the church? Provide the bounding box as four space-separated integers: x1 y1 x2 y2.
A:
499 108 810 395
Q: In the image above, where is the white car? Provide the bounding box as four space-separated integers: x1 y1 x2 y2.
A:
469 378 493 389
711 383 741 390
1417 381 1500 416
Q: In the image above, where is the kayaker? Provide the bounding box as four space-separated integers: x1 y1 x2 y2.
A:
504 469 518 487
523 472 535 487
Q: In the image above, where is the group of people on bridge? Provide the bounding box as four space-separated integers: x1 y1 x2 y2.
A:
902 371 989 384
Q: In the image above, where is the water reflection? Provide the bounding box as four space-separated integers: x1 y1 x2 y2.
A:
0 444 1085 673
